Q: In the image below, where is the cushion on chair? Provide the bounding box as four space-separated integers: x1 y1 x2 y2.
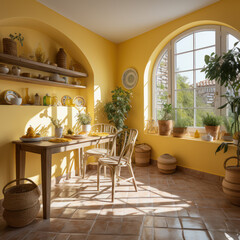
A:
85 148 108 155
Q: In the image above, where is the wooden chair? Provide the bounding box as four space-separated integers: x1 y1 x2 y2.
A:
82 123 117 178
97 128 138 202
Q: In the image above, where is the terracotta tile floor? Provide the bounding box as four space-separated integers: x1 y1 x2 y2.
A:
1 165 240 240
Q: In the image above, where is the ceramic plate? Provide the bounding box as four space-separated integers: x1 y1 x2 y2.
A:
3 90 21 104
64 134 87 139
61 95 71 106
122 68 138 89
73 96 85 107
20 137 42 142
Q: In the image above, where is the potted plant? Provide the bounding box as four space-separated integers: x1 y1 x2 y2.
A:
77 113 92 133
202 113 221 140
49 117 63 138
202 41 240 205
104 87 131 130
173 117 188 138
158 103 173 136
3 33 24 56
222 117 233 141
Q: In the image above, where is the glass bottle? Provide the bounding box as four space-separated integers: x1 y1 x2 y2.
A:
43 94 48 106
34 93 40 105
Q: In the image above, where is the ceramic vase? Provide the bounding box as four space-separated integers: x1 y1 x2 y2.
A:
82 124 91 133
55 127 63 138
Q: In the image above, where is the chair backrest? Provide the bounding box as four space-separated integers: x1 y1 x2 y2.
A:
91 123 117 134
110 129 138 165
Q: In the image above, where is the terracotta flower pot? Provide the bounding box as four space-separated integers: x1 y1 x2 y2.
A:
173 127 187 138
205 125 220 140
158 120 173 136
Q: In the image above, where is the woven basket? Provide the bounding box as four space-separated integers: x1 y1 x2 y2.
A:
3 201 40 228
2 178 40 211
56 48 67 68
3 38 17 56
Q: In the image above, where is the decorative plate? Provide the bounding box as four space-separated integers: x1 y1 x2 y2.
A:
3 90 21 105
122 68 138 89
73 96 85 107
61 95 71 106
20 137 42 142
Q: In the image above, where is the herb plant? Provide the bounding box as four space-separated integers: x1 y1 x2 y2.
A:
77 113 92 125
202 113 221 126
104 87 131 130
9 33 24 46
49 117 62 128
160 103 173 121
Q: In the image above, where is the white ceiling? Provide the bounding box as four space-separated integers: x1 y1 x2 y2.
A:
37 0 219 43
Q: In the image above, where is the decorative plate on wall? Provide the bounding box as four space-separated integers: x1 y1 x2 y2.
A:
122 68 138 89
61 95 71 106
73 96 85 107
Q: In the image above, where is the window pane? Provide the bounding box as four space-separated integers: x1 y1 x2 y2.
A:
195 31 215 49
196 86 215 108
227 34 240 50
176 52 193 71
176 71 193 89
156 91 168 105
196 109 215 127
196 69 207 84
176 34 193 53
175 109 194 126
195 47 215 69
176 90 194 108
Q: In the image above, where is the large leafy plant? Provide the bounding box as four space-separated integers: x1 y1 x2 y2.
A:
202 42 240 164
104 87 131 130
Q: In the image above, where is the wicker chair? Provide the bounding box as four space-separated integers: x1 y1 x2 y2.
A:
97 129 138 202
82 123 117 178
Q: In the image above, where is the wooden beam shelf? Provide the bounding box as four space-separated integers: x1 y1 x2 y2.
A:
0 73 86 89
0 53 88 78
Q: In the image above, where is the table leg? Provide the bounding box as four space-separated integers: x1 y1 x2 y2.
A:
16 144 26 185
41 149 52 219
77 148 83 176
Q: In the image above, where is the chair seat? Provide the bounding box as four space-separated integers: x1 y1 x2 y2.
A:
85 148 108 156
99 156 127 166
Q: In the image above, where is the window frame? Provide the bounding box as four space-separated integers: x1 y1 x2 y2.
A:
152 25 240 131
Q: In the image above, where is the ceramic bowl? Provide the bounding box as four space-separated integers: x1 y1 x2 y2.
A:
0 66 9 74
50 74 60 81
10 97 22 105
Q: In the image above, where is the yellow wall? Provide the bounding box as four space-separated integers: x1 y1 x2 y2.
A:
0 0 117 198
117 0 240 177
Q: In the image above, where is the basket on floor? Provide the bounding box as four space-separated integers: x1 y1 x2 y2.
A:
2 178 40 227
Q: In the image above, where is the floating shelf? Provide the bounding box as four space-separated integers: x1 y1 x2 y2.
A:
0 53 88 78
0 73 86 89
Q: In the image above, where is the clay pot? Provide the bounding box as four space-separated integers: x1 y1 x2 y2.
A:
158 120 173 136
222 166 240 206
205 125 220 140
173 127 187 138
3 38 17 56
56 48 67 68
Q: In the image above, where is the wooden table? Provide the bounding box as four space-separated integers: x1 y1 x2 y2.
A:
13 135 114 219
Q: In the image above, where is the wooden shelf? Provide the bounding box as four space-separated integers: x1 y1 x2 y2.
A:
0 73 86 89
0 53 88 78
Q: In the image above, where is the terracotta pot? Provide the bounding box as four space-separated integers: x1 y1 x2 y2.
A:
158 120 173 136
222 166 240 206
173 127 187 138
205 125 220 140
3 38 17 56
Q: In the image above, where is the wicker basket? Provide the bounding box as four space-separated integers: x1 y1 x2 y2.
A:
157 154 177 174
2 178 40 211
3 201 40 228
135 144 151 167
3 38 17 56
2 178 40 227
56 48 67 68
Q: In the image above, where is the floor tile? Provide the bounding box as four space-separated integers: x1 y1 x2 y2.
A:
181 217 206 229
154 228 183 240
183 230 211 240
61 220 93 233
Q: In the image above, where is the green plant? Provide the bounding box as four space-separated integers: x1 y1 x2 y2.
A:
160 103 173 120
202 113 221 126
104 87 131 130
49 117 62 128
77 113 92 125
174 117 189 128
9 33 24 46
223 116 234 135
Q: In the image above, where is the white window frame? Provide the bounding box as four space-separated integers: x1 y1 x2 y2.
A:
152 25 240 131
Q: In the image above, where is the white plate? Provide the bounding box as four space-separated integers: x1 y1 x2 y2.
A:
73 96 85 107
20 137 42 142
122 68 138 89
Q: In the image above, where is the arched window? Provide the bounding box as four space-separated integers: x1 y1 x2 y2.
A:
152 25 240 128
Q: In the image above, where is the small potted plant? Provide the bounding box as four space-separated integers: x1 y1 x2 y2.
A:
158 104 173 136
173 117 188 138
202 113 221 140
3 33 24 56
222 117 233 141
77 113 92 133
49 117 63 138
